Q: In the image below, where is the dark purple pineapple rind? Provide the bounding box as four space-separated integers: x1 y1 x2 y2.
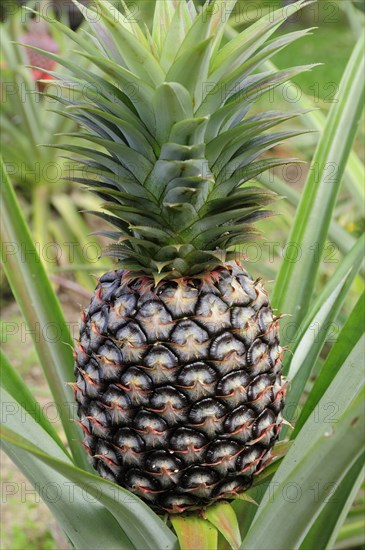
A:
73 263 285 513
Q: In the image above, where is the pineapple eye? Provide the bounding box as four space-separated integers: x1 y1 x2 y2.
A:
114 427 145 454
158 494 199 514
145 450 183 476
188 399 227 437
216 369 250 397
124 470 161 500
177 363 217 398
153 386 187 407
223 405 256 442
236 446 266 475
179 466 220 499
169 428 208 452
204 439 242 473
212 477 251 499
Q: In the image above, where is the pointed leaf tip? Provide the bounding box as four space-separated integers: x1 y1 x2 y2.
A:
204 502 242 550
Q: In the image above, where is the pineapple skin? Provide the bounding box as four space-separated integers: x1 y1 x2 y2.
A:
74 262 285 513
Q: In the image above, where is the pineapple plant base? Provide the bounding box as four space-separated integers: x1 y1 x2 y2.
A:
74 262 285 513
33 0 315 516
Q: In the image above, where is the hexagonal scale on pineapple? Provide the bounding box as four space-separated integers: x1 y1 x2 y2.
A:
219 273 256 306
270 376 287 413
141 344 179 384
216 369 250 407
136 300 174 340
263 320 280 346
95 340 124 380
247 374 275 412
145 450 183 488
257 307 274 333
231 306 260 345
86 402 112 439
158 281 198 317
210 332 246 373
237 275 257 300
158 493 199 513
78 415 96 456
204 439 242 475
133 410 169 448
101 385 134 425
75 361 102 401
236 446 266 476
170 320 210 362
124 469 162 501
88 307 109 350
251 283 269 311
118 366 153 405
212 476 251 499
177 362 217 400
99 275 123 302
107 293 138 332
195 293 231 334
223 405 256 442
169 427 208 463
86 285 105 316
97 461 118 484
188 398 227 436
257 307 280 345
95 440 121 477
251 409 277 447
74 339 90 368
246 339 273 376
72 375 89 407
269 344 284 375
149 386 188 423
99 270 123 286
113 427 145 465
115 322 147 363
180 466 219 498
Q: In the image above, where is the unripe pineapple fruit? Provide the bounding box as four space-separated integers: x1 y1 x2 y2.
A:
75 263 285 512
41 0 314 513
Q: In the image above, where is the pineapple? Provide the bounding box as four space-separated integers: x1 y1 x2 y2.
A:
41 0 314 513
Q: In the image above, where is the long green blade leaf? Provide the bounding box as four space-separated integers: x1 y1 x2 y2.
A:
171 516 218 550
0 349 66 453
334 518 365 549
0 424 178 550
204 501 242 549
300 454 364 550
281 235 364 436
0 158 87 469
293 290 365 436
262 58 365 217
256 170 362 275
287 234 364 377
0 388 134 550
272 34 365 343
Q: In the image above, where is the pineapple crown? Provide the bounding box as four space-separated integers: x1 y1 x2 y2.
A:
29 0 315 282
